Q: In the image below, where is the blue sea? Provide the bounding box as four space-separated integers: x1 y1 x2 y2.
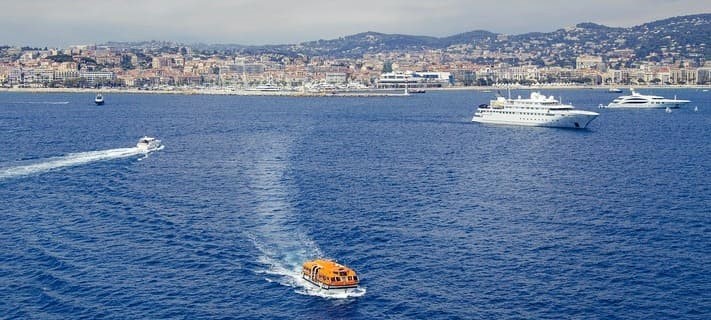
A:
0 89 709 319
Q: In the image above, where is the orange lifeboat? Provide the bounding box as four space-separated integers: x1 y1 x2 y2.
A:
302 259 360 292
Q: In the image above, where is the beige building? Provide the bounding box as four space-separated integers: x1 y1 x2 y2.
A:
576 55 605 71
697 67 711 84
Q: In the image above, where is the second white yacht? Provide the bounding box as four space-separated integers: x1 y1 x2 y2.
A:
604 88 690 109
472 92 599 129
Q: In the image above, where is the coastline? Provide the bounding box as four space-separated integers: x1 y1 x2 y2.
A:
427 84 711 91
0 87 410 97
1 84 709 97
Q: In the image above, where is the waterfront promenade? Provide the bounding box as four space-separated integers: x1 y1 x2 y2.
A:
1 85 709 97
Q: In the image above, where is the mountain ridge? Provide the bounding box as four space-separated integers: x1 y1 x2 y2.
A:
102 13 710 65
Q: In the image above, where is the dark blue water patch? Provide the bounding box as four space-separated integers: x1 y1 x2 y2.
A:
0 90 709 319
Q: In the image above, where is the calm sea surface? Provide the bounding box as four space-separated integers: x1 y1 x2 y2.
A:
0 89 709 319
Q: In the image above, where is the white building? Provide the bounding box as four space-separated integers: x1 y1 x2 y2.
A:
576 55 605 71
697 67 711 84
80 71 115 84
325 72 347 84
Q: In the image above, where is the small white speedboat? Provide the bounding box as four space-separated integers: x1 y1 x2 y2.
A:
94 93 104 105
136 136 162 151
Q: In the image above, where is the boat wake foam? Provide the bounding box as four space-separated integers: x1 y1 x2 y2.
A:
0 146 158 181
12 101 70 105
293 278 367 299
137 145 165 161
244 136 363 299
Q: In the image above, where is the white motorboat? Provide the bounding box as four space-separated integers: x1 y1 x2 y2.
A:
604 88 690 109
94 93 104 105
472 92 599 129
136 136 162 151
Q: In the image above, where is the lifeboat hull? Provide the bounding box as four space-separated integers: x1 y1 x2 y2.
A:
302 276 363 295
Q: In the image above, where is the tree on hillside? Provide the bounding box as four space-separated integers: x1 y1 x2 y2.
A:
47 54 74 63
382 61 393 73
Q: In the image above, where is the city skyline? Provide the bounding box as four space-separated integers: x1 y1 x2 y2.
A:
1 0 708 47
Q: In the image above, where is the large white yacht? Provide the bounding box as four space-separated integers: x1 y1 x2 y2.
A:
604 88 690 109
472 92 599 129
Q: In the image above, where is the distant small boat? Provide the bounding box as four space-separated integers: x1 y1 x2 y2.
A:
665 107 672 113
136 136 162 151
694 106 698 112
608 88 623 93
247 83 281 92
94 93 104 105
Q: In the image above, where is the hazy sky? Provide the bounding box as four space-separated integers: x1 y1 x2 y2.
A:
0 0 707 47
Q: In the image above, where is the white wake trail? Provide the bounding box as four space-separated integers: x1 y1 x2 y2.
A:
243 136 363 299
12 101 70 105
0 147 150 180
247 146 319 272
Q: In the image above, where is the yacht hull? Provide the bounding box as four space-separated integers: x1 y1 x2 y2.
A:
604 102 689 109
137 142 161 151
302 276 362 295
472 112 598 129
